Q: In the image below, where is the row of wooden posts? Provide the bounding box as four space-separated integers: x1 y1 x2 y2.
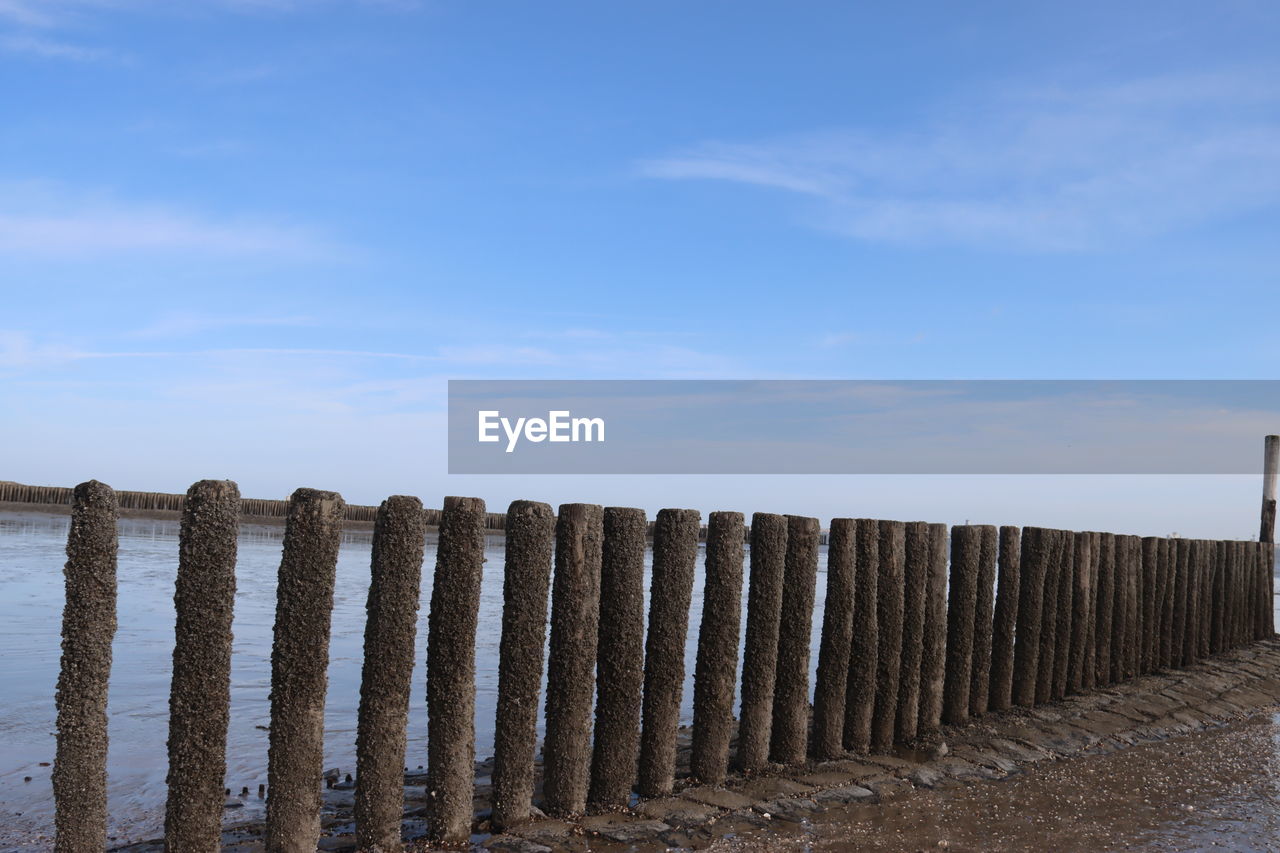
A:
50 479 1275 852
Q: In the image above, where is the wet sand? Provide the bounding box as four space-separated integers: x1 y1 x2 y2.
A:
473 639 1280 853
712 709 1280 852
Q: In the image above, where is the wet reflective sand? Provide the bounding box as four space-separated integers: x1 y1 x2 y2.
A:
713 710 1280 852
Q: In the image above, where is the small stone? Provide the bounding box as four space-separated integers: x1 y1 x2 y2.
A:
815 785 877 805
909 767 946 789
485 836 552 853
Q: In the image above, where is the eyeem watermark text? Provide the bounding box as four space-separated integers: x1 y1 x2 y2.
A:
478 410 606 452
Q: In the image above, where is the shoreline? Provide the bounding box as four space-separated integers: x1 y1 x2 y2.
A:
98 636 1280 852
0 500 380 531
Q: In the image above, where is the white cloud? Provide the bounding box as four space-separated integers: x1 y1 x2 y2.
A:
0 0 56 27
436 345 562 366
0 0 423 62
819 332 859 349
0 331 85 368
0 33 114 60
640 69 1280 251
0 327 747 382
0 183 339 258
129 313 319 339
0 0 422 25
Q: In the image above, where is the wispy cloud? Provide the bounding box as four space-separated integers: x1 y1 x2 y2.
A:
0 331 85 369
436 345 562 366
128 313 320 339
640 69 1280 251
818 332 860 349
0 208 333 256
0 0 423 63
1 0 423 25
0 183 340 258
1 328 748 383
0 334 442 371
0 33 115 60
169 138 249 158
0 0 56 27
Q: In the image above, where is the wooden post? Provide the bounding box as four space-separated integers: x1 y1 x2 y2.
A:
637 509 699 797
969 525 998 716
1195 539 1210 660
1249 540 1261 642
1263 435 1277 640
1095 533 1116 684
165 480 240 852
843 518 879 752
943 525 981 725
690 511 745 783
543 503 603 816
1035 530 1063 702
1050 532 1075 699
492 501 555 829
771 515 821 764
425 496 486 840
1171 538 1190 667
1241 540 1250 643
1012 527 1049 706
1263 435 1278 544
1182 539 1201 666
1141 537 1159 672
1258 541 1273 640
1246 540 1258 644
1108 534 1129 682
1082 532 1101 690
1210 540 1226 654
1157 538 1175 668
988 526 1020 711
1123 535 1140 677
870 520 906 753
1066 531 1093 695
355 495 427 852
588 507 647 809
53 481 118 853
895 521 929 742
812 518 856 759
736 513 787 772
1225 541 1239 649
916 523 949 740
266 488 345 853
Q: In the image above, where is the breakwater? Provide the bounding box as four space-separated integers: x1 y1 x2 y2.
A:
27 478 1278 851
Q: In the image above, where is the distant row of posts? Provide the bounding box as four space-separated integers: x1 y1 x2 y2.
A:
48 436 1278 851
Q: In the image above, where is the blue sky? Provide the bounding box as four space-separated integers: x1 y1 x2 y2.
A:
1 1 1277 537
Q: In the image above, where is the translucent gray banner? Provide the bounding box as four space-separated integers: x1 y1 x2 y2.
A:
447 380 1280 474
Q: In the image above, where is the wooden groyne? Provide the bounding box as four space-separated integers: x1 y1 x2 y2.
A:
41 458 1279 851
